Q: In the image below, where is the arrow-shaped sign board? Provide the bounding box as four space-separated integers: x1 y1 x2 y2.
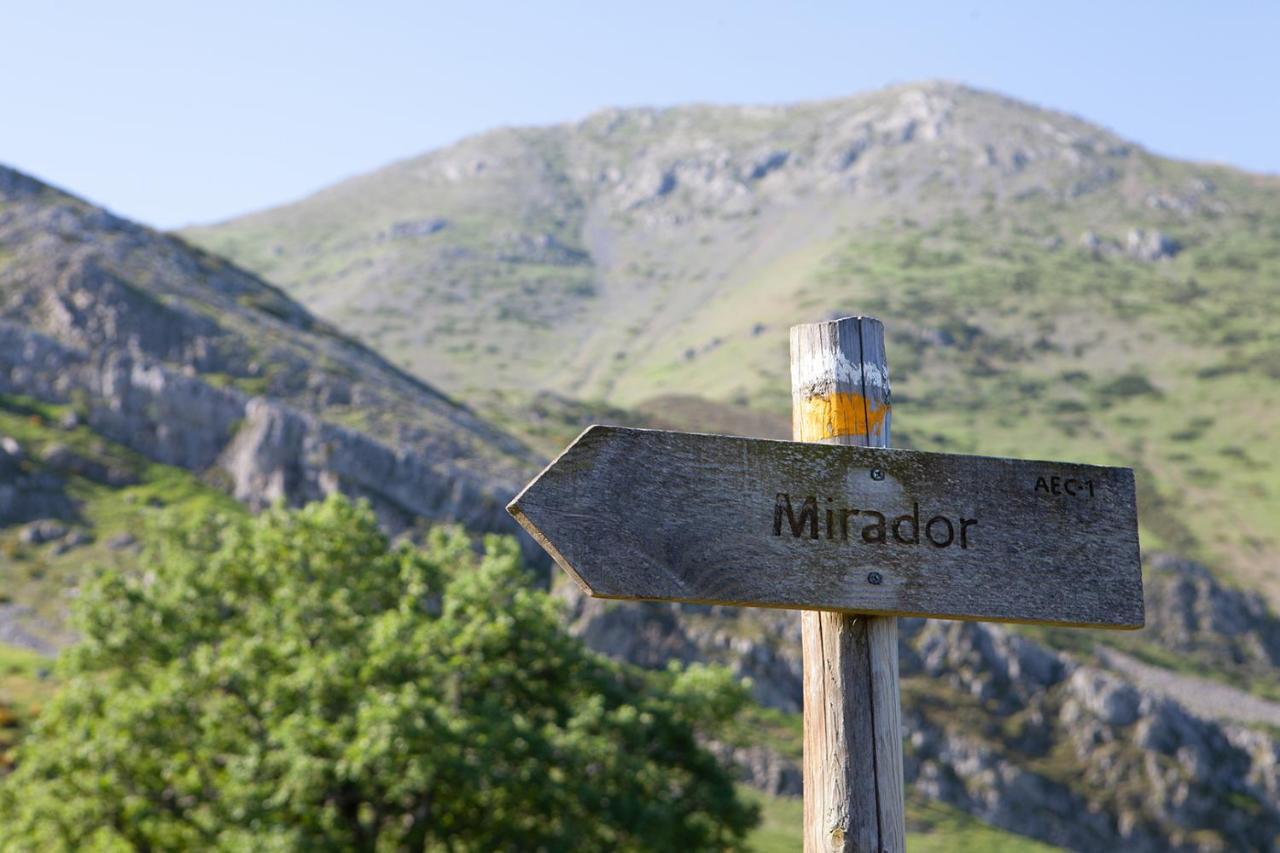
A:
509 426 1143 629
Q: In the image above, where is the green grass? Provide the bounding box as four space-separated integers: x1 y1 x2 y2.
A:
187 136 1280 607
724 704 804 763
169 86 1280 845
185 130 1280 812
0 643 55 771
0 644 49 706
905 799 1060 852
643 209 1280 597
742 787 803 852
0 394 242 635
730 696 1057 851
740 787 1059 852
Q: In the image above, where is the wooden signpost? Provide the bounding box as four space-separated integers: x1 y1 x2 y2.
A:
508 316 1143 852
508 426 1142 628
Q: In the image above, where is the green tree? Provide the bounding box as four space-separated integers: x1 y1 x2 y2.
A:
0 496 757 851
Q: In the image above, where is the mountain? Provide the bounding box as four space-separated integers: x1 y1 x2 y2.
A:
0 163 543 649
182 81 1280 848
0 79 1276 849
187 81 1280 612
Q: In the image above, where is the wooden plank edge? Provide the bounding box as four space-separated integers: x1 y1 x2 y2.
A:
868 615 905 852
579 424 1142 478
564 587 1145 630
506 502 596 596
506 423 604 597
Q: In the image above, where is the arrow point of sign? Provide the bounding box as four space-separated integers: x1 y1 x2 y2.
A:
506 425 605 596
507 425 1143 629
508 498 595 594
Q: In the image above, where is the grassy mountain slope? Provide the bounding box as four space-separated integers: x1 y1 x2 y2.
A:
0 164 534 478
188 81 1280 604
744 787 1054 852
0 164 546 646
0 393 242 647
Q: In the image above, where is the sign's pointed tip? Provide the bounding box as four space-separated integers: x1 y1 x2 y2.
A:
505 496 599 599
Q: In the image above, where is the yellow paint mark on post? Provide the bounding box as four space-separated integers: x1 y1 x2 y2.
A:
796 392 889 442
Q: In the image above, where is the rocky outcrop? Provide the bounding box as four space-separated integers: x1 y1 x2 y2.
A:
219 397 517 539
910 618 1066 710
1126 228 1181 261
705 739 802 797
911 623 1280 850
0 168 540 555
560 579 1280 851
557 584 804 712
1078 227 1181 262
0 435 75 525
0 321 532 555
1142 552 1280 671
0 605 58 656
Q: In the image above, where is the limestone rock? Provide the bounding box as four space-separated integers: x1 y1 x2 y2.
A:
0 166 542 564
1065 667 1141 727
51 529 93 554
106 532 138 551
1126 228 1181 261
704 739 801 796
39 442 136 486
565 588 1280 850
1142 552 1280 670
19 519 67 545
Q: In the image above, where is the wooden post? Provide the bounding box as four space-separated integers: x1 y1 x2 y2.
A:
514 312 1142 847
513 313 1142 847
791 316 905 853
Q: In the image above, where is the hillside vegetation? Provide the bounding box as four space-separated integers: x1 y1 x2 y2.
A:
2 80 1278 850
188 81 1280 605
0 162 550 647
181 84 1280 847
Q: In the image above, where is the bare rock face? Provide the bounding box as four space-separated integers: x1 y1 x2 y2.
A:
0 165 541 559
218 398 310 505
705 739 802 796
554 587 702 670
1077 227 1180 262
1064 668 1141 727
18 519 68 545
0 319 539 560
0 432 74 526
916 619 1066 710
0 604 59 656
906 717 1123 851
1142 552 1280 670
556 580 804 712
218 397 519 543
562 576 1280 851
1126 228 1181 261
906 634 1280 851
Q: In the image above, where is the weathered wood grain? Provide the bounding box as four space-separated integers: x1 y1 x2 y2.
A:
506 424 1143 629
802 611 878 852
866 615 903 851
791 315 891 447
795 316 903 853
509 314 1143 851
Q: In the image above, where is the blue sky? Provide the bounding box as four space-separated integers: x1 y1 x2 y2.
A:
2 1 1276 229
